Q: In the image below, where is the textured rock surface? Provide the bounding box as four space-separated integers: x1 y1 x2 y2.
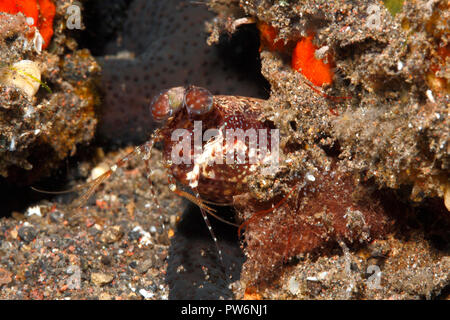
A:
0 0 448 300
206 0 449 293
0 1 100 183
210 0 449 202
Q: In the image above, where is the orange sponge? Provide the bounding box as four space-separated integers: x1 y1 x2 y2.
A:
37 0 55 49
1 0 39 26
291 34 334 87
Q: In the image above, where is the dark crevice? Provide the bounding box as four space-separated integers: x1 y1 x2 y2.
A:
76 0 132 56
216 24 270 99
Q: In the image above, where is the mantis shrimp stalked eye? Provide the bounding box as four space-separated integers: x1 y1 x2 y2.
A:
184 86 214 115
150 86 185 122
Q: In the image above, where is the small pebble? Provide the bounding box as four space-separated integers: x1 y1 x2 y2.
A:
169 215 177 226
90 163 110 181
0 268 13 286
317 271 328 280
137 259 153 274
100 226 123 244
91 273 114 286
139 288 154 299
26 206 42 217
128 229 142 241
49 211 64 223
444 183 450 212
99 292 113 300
288 276 299 295
426 89 435 103
11 212 25 221
306 279 323 296
101 255 112 266
9 229 18 239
